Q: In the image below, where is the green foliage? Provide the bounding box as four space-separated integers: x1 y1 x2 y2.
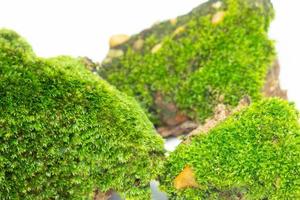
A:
0 29 35 63
160 98 300 199
99 0 275 124
0 29 164 199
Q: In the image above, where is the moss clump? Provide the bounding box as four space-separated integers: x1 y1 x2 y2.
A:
160 98 300 199
99 0 276 125
0 29 164 199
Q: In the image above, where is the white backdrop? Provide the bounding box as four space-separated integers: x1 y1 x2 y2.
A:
0 0 299 107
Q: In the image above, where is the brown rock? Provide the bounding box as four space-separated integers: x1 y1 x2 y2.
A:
154 92 179 126
174 113 189 125
157 59 282 138
80 56 97 71
185 59 285 140
262 60 287 99
94 189 112 200
187 96 250 141
107 49 124 59
188 104 229 138
109 34 130 48
157 121 198 137
133 39 144 50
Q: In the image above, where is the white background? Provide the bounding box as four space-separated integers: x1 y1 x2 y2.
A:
0 0 299 107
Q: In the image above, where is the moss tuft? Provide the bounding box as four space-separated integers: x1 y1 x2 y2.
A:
160 98 300 199
0 29 164 199
99 0 276 125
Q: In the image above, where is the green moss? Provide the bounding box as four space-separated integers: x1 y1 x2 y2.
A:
99 0 275 124
160 98 300 199
0 29 35 63
0 29 164 199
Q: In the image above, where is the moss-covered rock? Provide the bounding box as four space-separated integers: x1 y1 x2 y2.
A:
160 98 300 199
0 29 164 200
99 0 276 127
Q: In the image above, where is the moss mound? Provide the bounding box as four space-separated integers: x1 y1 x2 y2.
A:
160 98 300 199
0 29 164 199
99 0 276 125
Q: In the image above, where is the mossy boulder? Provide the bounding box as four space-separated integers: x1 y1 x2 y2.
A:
99 0 276 128
0 29 164 199
160 98 300 199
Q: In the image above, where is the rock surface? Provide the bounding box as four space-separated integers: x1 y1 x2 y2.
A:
109 34 130 48
98 0 278 139
263 60 287 99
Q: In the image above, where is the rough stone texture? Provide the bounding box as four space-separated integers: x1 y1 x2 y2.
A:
98 0 277 137
263 60 287 99
157 121 198 137
186 96 250 142
157 59 286 137
109 34 130 48
94 190 112 200
91 0 286 139
183 59 287 139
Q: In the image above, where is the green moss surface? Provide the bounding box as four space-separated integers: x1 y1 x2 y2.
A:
99 0 275 125
160 98 300 199
0 29 164 199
